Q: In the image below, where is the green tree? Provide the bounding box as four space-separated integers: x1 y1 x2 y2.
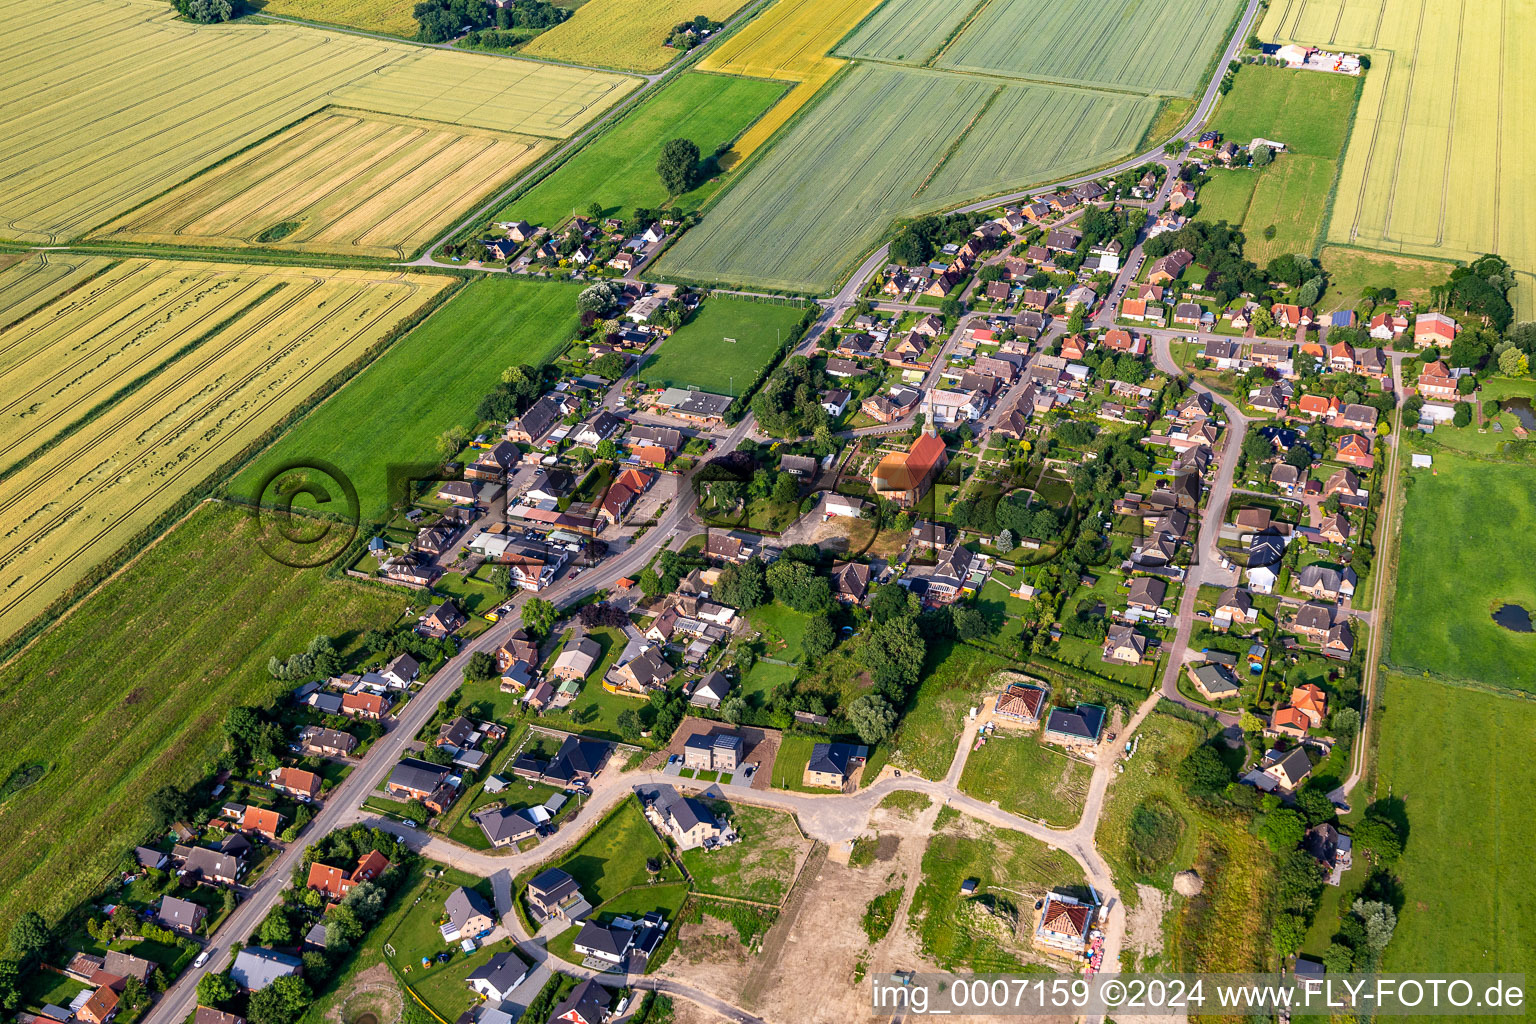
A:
1251 144 1273 167
951 605 989 640
1257 808 1306 851
802 615 836 660
1353 814 1404 863
196 972 238 1009
6 912 48 967
772 472 799 506
591 352 625 380
596 438 619 461
718 696 747 725
522 597 558 639
465 650 498 683
247 975 312 1024
1452 401 1472 427
617 709 643 742
846 694 898 745
1176 745 1230 796
656 138 701 195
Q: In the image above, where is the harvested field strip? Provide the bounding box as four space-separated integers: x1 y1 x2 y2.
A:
95 110 548 258
657 64 1154 293
697 0 885 159
0 259 449 644
251 0 421 38
520 0 754 72
0 253 114 331
934 0 1246 95
0 0 634 243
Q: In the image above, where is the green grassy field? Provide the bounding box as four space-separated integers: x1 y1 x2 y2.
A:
531 795 679 903
1319 246 1450 311
1374 673 1533 991
498 73 786 228
1196 66 1361 263
957 732 1091 827
232 277 578 520
656 63 1156 293
638 297 804 393
745 602 814 661
769 734 824 792
910 811 1086 972
1388 448 1536 693
832 0 973 64
678 803 809 902
1092 709 1205 898
0 504 402 934
934 0 1245 95
889 641 1014 781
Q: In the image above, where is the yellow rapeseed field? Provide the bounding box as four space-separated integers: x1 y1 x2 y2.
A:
94 111 548 258
1263 0 1536 316
0 0 636 244
521 0 753 72
0 256 450 643
699 0 886 159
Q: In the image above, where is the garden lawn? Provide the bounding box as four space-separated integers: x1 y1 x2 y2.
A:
1319 246 1450 311
739 659 796 702
746 603 813 661
0 504 402 935
1194 168 1257 226
678 803 809 902
957 732 1090 827
498 73 785 226
910 810 1086 972
534 796 678 903
639 297 804 394
232 277 580 521
890 641 1014 780
768 734 823 792
1374 673 1534 990
1388 448 1536 693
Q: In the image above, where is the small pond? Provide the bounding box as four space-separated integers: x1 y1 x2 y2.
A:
1492 603 1533 632
1501 397 1536 430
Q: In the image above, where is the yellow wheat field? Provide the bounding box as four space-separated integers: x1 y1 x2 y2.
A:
93 110 548 258
0 255 450 642
699 0 885 159
521 0 754 72
1263 0 1536 316
0 0 635 244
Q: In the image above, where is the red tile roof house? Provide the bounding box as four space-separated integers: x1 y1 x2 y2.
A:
1295 394 1339 419
1414 311 1457 347
341 691 388 720
270 767 321 801
1417 360 1459 399
241 806 284 841
1335 433 1374 469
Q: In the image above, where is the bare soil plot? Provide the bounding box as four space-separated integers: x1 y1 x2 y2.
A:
95 110 548 258
662 717 780 789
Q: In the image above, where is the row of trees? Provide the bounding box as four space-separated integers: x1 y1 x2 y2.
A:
413 0 566 43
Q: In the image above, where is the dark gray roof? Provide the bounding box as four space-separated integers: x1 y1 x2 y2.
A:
574 921 628 956
390 758 450 793
1046 703 1107 740
474 806 537 844
806 742 866 777
466 951 525 993
545 734 608 784
551 979 612 1024
158 894 205 929
445 886 495 931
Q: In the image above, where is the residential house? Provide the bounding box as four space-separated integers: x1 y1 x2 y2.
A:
572 918 665 969
527 868 587 922
1324 619 1355 658
1261 746 1312 791
420 600 468 638
465 441 519 482
171 844 243 886
1414 312 1457 347
1324 467 1362 498
1417 360 1458 399
686 671 733 709
1296 565 1356 602
306 851 391 900
831 561 870 604
703 531 750 563
1173 302 1202 327
994 682 1047 724
599 466 654 526
386 757 457 814
803 742 866 789
1043 703 1107 747
1368 312 1408 340
1035 893 1094 952
1126 576 1167 612
825 357 869 380
77 986 119 1024
241 806 282 841
646 790 723 850
341 691 388 720
549 980 615 1024
1319 512 1351 544
506 396 565 444
193 1009 243 1024
157 895 206 935
1270 463 1302 493
230 949 302 992
1146 249 1193 284
1335 433 1374 468
1102 625 1146 664
573 410 621 447
605 646 673 696
465 953 529 1003
1214 586 1256 628
103 952 155 985
441 887 496 942
551 636 602 682
1296 394 1340 419
1291 602 1336 643
1189 662 1240 700
270 767 321 802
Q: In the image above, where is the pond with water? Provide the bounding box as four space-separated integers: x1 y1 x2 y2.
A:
1501 397 1536 430
1492 603 1533 632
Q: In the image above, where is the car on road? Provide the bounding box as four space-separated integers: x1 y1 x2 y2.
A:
193 950 210 969
402 819 418 828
